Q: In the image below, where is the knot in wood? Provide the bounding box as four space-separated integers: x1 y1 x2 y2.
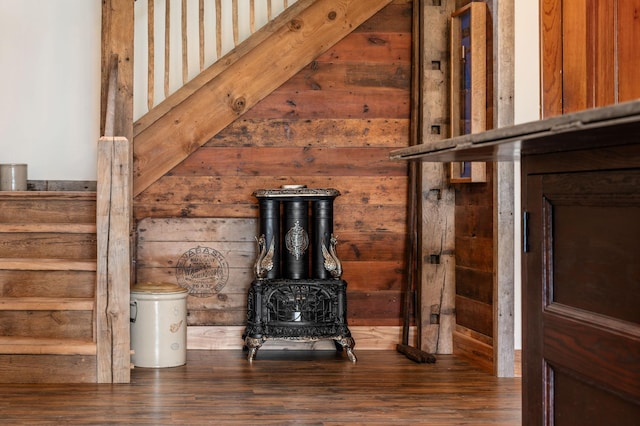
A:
327 11 337 20
232 96 246 113
288 19 302 31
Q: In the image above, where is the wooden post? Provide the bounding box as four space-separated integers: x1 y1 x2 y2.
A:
101 0 134 143
97 137 132 383
100 0 134 383
491 0 515 378
417 0 456 355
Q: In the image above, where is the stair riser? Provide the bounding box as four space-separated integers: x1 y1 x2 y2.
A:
0 354 96 383
0 310 94 340
0 270 96 298
0 200 95 223
0 233 96 259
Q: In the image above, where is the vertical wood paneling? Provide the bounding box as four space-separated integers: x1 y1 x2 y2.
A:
561 0 588 114
592 0 615 107
541 0 563 117
617 0 640 102
542 0 640 116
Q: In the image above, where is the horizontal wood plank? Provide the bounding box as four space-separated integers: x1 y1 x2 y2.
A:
277 62 410 92
171 147 408 177
0 223 97 234
0 310 94 340
0 297 95 311
205 118 410 148
135 176 408 206
315 32 411 64
455 295 493 338
454 236 493 271
456 266 493 305
137 217 257 242
244 90 410 119
0 233 97 259
0 354 96 383
0 336 96 355
0 258 97 271
453 328 494 374
0 270 96 298
0 199 96 224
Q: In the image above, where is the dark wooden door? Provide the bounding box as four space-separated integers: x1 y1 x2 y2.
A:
522 143 640 425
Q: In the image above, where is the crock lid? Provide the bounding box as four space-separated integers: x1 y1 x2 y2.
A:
131 282 188 294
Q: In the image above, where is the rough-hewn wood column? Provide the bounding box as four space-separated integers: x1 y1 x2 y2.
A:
491 0 515 378
101 0 134 143
417 0 456 355
99 0 134 384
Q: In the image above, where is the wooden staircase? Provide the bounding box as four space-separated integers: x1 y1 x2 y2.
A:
0 191 98 383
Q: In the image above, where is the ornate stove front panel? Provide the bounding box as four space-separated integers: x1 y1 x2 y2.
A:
243 186 356 362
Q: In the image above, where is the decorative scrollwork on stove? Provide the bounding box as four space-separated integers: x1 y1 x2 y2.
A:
321 234 342 279
254 234 275 279
285 220 309 260
265 283 339 324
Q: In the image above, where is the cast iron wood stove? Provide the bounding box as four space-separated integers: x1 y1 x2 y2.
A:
243 186 356 362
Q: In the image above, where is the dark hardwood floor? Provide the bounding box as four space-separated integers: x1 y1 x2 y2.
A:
0 350 521 425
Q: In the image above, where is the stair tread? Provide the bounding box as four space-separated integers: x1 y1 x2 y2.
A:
0 223 96 233
0 297 95 311
0 336 96 355
0 258 97 271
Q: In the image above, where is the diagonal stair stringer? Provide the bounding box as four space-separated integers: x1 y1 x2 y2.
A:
132 0 394 197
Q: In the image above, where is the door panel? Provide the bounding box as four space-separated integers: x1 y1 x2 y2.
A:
523 145 640 425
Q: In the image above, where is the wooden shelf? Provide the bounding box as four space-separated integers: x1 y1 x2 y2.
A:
390 100 640 162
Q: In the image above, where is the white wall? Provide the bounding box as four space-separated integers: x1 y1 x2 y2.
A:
513 0 541 350
0 0 102 181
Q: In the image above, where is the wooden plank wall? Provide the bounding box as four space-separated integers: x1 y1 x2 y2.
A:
133 1 413 332
136 218 257 326
541 0 640 117
450 0 495 373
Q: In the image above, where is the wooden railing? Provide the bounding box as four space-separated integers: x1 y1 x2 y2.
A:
134 0 298 118
96 54 132 383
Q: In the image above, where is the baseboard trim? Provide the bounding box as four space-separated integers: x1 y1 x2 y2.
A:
187 325 417 351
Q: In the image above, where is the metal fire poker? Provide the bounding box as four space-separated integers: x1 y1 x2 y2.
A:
396 160 436 364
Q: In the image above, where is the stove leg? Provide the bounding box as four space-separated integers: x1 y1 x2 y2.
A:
335 336 357 363
245 337 264 362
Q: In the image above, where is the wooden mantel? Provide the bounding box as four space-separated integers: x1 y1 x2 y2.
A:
390 100 640 163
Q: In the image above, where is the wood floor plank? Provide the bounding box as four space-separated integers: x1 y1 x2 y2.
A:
0 350 521 424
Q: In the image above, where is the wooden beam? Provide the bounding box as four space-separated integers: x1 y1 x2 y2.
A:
97 137 132 384
133 0 394 196
491 0 515 378
101 0 134 142
417 0 456 355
